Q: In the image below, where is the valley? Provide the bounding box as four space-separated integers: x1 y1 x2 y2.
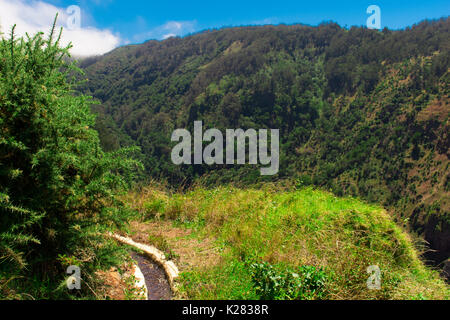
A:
80 18 450 273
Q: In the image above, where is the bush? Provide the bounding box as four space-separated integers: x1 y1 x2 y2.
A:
295 175 313 189
0 20 142 298
250 261 328 300
143 199 166 219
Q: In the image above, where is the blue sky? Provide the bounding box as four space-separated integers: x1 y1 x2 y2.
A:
47 0 449 39
1 0 448 56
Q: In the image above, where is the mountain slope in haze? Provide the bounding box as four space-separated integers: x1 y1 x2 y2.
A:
79 19 449 271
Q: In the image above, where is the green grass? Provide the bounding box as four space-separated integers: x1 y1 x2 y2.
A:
131 184 449 300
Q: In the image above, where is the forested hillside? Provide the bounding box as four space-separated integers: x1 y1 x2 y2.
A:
80 18 449 270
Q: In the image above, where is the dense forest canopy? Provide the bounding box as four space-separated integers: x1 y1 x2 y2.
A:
80 18 449 267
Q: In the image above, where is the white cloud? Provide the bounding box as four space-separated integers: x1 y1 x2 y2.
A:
163 33 177 40
0 0 121 57
134 20 198 42
250 17 279 25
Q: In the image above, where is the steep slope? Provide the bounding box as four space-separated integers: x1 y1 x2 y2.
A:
79 18 449 269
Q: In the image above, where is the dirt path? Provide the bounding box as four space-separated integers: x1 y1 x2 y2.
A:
130 251 172 300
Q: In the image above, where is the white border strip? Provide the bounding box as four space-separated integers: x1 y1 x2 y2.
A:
133 263 148 299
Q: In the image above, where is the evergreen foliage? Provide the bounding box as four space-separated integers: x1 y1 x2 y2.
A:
0 19 142 298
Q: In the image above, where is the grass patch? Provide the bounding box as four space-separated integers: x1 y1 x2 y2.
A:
127 184 449 300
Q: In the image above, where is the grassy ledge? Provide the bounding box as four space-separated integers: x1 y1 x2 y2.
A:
125 184 449 300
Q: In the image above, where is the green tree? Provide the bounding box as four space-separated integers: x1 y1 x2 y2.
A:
0 20 142 298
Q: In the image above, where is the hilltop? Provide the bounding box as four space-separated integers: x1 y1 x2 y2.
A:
123 183 449 299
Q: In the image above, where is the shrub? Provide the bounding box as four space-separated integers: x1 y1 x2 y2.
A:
250 261 328 300
143 199 166 219
0 20 142 298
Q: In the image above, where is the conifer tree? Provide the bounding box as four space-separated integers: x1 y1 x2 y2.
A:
0 18 142 298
